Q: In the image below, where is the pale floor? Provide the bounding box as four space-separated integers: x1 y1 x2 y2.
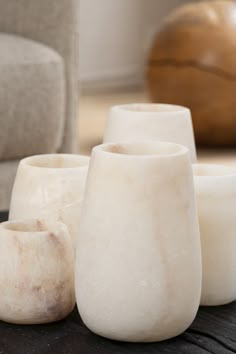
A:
79 89 236 166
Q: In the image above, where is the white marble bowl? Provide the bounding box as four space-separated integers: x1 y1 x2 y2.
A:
9 154 90 250
0 219 75 324
104 104 197 162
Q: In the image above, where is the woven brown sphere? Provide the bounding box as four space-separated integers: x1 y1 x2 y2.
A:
147 0 236 146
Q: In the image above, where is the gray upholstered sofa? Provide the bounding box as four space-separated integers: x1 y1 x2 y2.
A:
0 0 79 211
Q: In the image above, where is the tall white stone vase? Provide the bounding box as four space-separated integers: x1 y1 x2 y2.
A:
9 154 90 250
193 164 236 306
76 141 201 342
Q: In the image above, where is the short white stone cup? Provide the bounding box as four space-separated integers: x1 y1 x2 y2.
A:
103 104 197 162
9 154 90 250
0 219 75 324
193 164 236 306
76 141 201 342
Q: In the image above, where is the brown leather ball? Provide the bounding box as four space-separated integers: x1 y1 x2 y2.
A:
147 0 236 146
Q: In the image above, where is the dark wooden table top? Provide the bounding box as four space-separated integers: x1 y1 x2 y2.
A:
0 211 235 354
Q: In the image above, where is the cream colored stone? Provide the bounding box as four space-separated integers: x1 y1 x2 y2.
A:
104 104 197 162
9 154 90 250
76 141 201 342
193 164 236 306
0 219 75 324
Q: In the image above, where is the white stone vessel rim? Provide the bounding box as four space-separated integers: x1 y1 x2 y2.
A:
193 163 236 179
1 219 65 235
94 141 189 159
111 103 190 115
21 154 89 170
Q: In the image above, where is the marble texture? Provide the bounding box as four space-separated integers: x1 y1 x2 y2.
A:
76 141 201 342
103 104 197 162
9 154 90 250
0 219 75 324
193 164 236 306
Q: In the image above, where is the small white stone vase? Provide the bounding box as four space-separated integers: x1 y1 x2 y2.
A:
0 219 75 324
104 104 197 162
9 154 90 250
76 141 201 342
193 164 236 306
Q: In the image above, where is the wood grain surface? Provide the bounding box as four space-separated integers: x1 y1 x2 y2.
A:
0 286 235 353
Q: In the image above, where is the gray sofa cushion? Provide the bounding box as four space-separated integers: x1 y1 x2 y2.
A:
0 33 65 160
0 160 19 211
0 0 79 153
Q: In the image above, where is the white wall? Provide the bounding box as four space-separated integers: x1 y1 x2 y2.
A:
79 0 190 89
142 0 189 54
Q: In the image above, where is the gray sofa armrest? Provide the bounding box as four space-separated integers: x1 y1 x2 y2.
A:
0 0 79 153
